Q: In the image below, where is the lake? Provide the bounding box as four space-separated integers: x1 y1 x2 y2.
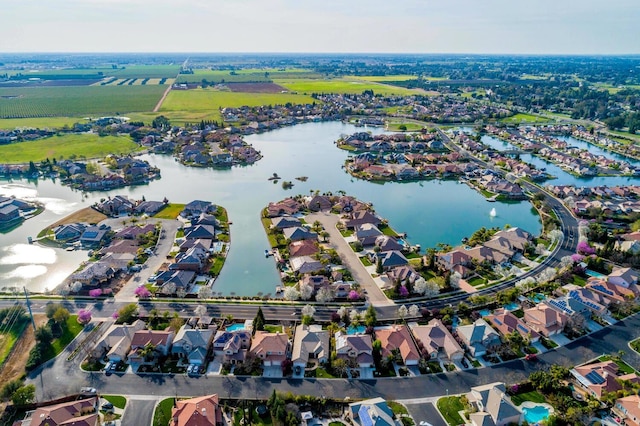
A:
1 121 543 295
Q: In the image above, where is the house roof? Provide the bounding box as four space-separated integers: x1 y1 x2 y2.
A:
250 331 289 359
288 240 319 258
349 397 396 426
379 251 409 268
335 331 373 355
271 216 301 229
171 394 221 426
290 256 323 274
486 308 540 341
291 324 330 364
609 267 639 286
375 325 420 363
616 395 640 426
131 329 173 348
28 397 98 426
572 360 639 398
173 326 213 350
523 304 568 336
283 226 317 241
410 319 463 360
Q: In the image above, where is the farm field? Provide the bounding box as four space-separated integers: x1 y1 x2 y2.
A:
0 116 92 130
350 75 418 82
0 85 165 118
0 133 142 163
175 68 321 84
273 78 422 95
158 88 316 123
500 112 551 124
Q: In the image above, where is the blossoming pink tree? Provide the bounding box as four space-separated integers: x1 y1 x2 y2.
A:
77 309 92 325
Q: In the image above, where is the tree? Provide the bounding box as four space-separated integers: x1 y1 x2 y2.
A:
11 385 35 406
116 303 138 324
35 325 53 345
364 305 377 327
283 286 301 301
332 358 348 378
70 281 83 293
254 307 266 333
349 309 361 327
315 286 334 303
409 304 420 318
415 278 440 297
45 303 61 319
77 309 92 325
449 272 461 289
194 304 207 318
53 307 70 326
299 282 313 300
169 315 184 333
198 285 213 300
152 115 170 131
376 257 383 274
301 304 316 322
397 305 408 321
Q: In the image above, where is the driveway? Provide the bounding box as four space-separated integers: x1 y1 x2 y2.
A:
306 211 394 307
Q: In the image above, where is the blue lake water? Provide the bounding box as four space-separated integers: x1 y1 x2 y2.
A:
0 121 554 295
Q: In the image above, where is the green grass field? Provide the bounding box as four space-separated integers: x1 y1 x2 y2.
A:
152 203 185 220
175 68 320 84
350 75 418 82
500 113 551 124
0 316 29 366
42 315 84 364
274 78 420 95
0 116 92 130
153 398 175 426
159 89 316 123
0 85 165 118
510 390 546 406
436 396 465 426
103 395 127 409
0 134 142 163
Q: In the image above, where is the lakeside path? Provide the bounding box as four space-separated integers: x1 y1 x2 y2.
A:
306 211 394 307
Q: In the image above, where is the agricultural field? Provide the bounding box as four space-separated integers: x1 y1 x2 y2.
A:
108 65 181 79
0 116 92 130
158 88 316 123
0 133 142 163
0 85 165 118
350 75 418 82
175 67 320 84
273 78 421 95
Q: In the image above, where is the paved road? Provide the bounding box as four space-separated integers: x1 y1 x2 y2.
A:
404 403 448 426
127 399 158 426
307 211 393 306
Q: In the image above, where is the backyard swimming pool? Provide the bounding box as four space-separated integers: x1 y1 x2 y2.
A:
522 404 551 424
226 323 246 332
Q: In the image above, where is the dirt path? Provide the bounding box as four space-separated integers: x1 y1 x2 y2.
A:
153 84 172 112
0 314 46 385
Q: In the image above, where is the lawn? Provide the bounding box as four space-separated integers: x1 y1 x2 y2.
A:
436 396 465 426
510 390 546 406
159 88 316 123
153 397 175 426
350 75 418 82
387 122 425 132
40 315 84 365
0 133 142 164
0 315 29 366
264 325 283 333
209 257 225 276
598 355 636 374
0 85 165 118
102 395 127 409
307 367 336 378
387 401 409 416
360 256 372 266
152 203 185 219
500 113 550 124
274 78 420 96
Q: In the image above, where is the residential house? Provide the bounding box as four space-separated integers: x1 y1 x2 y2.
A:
456 319 501 357
184 224 216 241
291 324 330 371
283 226 317 242
171 325 214 366
375 235 404 252
487 308 540 343
114 223 156 240
355 223 383 246
467 382 522 426
290 256 324 274
128 330 174 368
587 278 638 304
335 331 374 368
91 319 146 363
377 251 409 271
271 216 301 229
344 210 381 229
171 247 209 272
571 360 640 399
70 261 117 285
53 223 86 242
171 394 223 426
307 195 332 211
266 198 301 217
181 200 217 218
613 395 640 426
249 331 290 367
212 330 252 365
156 270 196 294
0 204 19 224
16 397 99 426
80 224 111 247
134 200 166 216
436 249 472 277
97 195 135 216
348 397 399 426
375 325 420 366
288 240 319 258
386 265 419 285
409 319 464 362
523 304 568 337
608 268 639 288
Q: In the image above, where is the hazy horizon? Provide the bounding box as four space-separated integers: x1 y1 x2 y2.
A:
2 0 639 55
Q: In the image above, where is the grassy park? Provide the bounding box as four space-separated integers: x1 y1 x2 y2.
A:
0 133 142 163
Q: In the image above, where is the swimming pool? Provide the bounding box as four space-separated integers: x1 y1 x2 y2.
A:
478 309 491 317
347 325 366 334
226 323 246 332
585 269 605 278
529 293 546 303
522 404 551 424
504 302 519 311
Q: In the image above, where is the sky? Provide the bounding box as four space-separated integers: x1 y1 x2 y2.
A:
2 0 639 54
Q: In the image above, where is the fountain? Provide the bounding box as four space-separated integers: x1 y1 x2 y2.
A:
490 208 497 217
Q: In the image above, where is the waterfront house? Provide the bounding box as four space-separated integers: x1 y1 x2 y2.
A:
283 226 317 242
486 308 540 343
355 223 383 246
344 210 381 229
271 216 301 229
335 331 374 369
181 200 217 218
291 324 330 371
53 223 86 241
386 265 419 285
409 319 464 362
184 224 216 241
97 195 135 216
467 382 522 426
91 319 146 362
307 195 332 212
348 397 399 426
179 238 213 253
613 395 640 426
266 198 302 217
70 261 116 285
522 304 568 337
456 319 501 357
16 397 99 426
377 251 409 271
288 240 319 258
436 249 472 277
212 329 251 365
249 331 290 367
171 394 223 426
134 200 165 216
171 325 214 366
171 247 209 272
571 360 640 399
375 235 404 252
0 204 19 225
80 224 111 247
375 325 420 366
290 256 324 274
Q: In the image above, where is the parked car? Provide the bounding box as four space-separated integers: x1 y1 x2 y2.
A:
80 387 97 395
525 353 537 361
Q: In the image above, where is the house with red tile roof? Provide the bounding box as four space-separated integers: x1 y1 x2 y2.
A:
523 304 568 337
171 394 223 426
613 395 640 426
15 397 98 426
375 325 420 366
571 360 640 399
335 331 374 369
288 240 319 258
486 308 540 342
410 319 463 362
128 329 174 368
249 331 290 367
